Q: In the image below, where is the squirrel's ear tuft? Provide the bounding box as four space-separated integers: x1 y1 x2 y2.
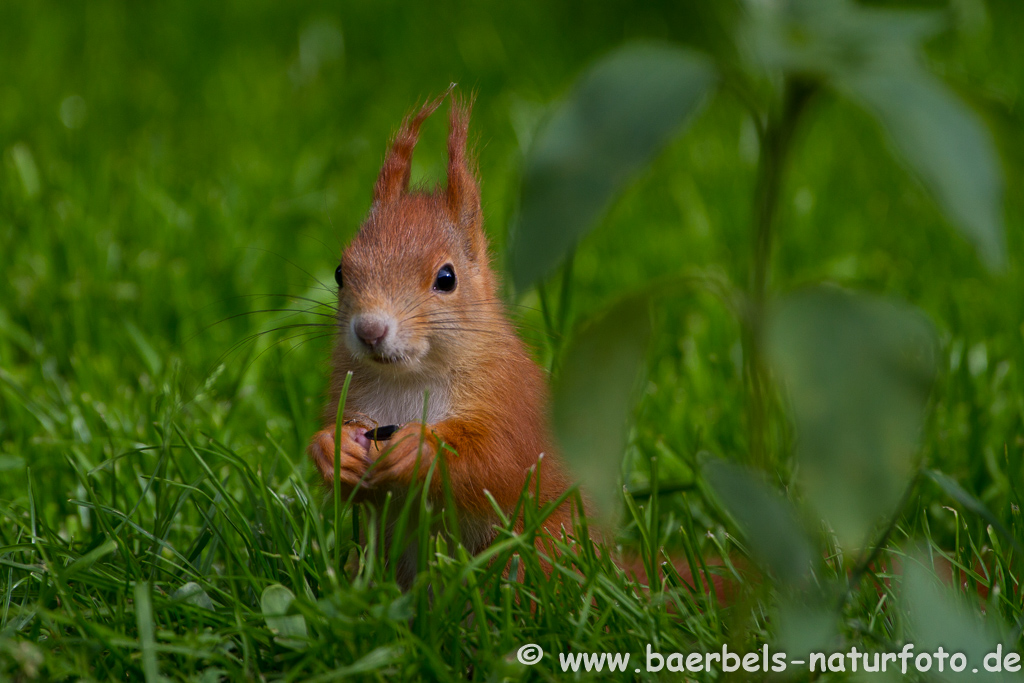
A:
373 88 452 204
446 94 484 259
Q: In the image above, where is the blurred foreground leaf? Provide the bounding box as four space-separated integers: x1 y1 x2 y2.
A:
134 582 159 683
744 0 942 78
512 42 715 291
704 460 814 587
261 584 308 649
768 288 937 551
745 0 1005 267
774 599 837 662
843 72 1005 268
902 557 1022 682
553 296 650 519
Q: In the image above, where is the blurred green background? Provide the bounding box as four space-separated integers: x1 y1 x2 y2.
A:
1 0 1023 679
4 0 1020 490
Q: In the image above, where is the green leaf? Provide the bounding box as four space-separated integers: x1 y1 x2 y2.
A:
63 538 117 579
552 295 651 519
172 581 215 610
704 459 814 586
767 288 937 551
261 584 308 649
774 599 838 661
125 321 163 377
902 556 1023 682
511 42 716 292
315 646 405 679
743 0 1006 268
744 0 942 78
842 71 1006 268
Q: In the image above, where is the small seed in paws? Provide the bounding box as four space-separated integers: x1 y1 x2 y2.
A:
365 424 401 441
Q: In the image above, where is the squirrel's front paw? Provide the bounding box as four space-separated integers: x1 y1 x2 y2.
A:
308 424 373 490
367 423 438 486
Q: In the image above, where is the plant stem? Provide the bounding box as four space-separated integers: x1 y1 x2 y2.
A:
333 370 354 577
836 469 922 613
744 77 816 470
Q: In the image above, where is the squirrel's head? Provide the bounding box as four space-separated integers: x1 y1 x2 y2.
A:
335 92 497 375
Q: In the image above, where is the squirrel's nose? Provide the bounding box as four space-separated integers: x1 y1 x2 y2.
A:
354 316 389 348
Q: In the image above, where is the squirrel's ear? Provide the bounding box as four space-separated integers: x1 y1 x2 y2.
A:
446 96 484 259
373 90 450 204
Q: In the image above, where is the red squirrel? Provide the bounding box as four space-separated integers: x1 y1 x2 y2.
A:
307 92 575 587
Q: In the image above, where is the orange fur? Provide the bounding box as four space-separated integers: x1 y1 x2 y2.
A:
308 93 573 586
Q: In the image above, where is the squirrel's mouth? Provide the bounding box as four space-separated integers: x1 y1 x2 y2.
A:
345 342 412 368
364 348 419 367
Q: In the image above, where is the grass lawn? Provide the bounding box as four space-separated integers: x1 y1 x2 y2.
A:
2 1 1023 680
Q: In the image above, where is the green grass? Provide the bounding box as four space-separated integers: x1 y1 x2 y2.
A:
2 0 1024 680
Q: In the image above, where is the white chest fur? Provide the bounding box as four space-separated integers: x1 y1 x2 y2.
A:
350 375 452 426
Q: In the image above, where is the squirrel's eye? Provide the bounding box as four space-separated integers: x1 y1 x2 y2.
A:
334 264 343 288
433 264 456 293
